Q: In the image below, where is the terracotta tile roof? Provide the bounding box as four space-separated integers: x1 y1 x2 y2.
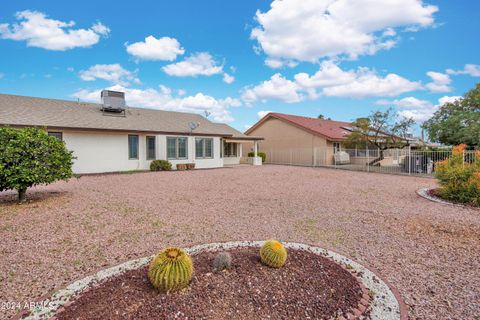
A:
246 112 353 141
0 93 242 137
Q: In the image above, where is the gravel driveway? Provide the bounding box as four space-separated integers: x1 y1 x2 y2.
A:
1 165 479 319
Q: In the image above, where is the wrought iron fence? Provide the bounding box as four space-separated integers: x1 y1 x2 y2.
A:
263 147 477 177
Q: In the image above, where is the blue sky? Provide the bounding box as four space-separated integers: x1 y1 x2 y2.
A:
0 0 479 134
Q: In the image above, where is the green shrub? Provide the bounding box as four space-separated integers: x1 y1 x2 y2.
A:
248 151 266 163
150 160 172 171
435 144 480 206
0 127 75 202
260 239 287 268
148 247 193 292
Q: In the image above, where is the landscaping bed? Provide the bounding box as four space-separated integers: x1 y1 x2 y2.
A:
417 187 480 209
54 248 365 320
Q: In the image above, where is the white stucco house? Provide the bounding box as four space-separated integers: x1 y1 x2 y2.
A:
0 90 263 174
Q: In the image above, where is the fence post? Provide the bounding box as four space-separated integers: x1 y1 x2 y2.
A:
408 145 411 176
462 150 465 168
367 148 370 172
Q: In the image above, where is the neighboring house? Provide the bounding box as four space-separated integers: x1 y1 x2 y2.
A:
0 91 262 174
244 112 352 166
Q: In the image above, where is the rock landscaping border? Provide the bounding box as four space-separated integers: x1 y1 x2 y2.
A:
19 241 406 320
416 187 478 209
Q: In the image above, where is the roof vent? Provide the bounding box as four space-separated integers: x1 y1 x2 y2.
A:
101 90 126 113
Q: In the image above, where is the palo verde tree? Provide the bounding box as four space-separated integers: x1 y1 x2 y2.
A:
423 83 480 148
342 108 415 164
0 127 75 202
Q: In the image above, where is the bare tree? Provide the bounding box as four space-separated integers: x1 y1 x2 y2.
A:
343 108 415 165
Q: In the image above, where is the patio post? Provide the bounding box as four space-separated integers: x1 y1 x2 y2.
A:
254 141 258 157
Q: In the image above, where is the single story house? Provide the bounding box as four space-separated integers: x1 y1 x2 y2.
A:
0 90 263 174
243 112 352 166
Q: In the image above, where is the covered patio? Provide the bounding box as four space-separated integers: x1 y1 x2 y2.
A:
221 135 264 166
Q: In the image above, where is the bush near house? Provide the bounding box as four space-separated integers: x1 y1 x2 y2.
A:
248 151 266 163
435 144 480 206
0 127 75 202
150 160 172 171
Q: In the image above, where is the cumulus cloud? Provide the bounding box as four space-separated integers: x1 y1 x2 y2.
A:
241 73 303 105
162 52 223 77
72 84 240 123
257 110 273 119
446 64 480 77
125 35 184 61
376 95 461 122
0 10 109 50
425 71 452 93
322 70 421 98
242 62 421 104
251 0 437 67
223 73 235 84
79 64 139 85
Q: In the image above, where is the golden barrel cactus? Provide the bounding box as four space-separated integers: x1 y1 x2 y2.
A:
260 240 287 268
148 247 193 292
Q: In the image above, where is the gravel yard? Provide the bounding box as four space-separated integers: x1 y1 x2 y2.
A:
0 165 479 320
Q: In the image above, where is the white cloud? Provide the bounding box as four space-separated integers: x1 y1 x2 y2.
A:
241 73 303 105
223 72 235 84
257 110 272 119
322 70 421 98
376 95 461 122
242 62 422 104
425 71 452 93
251 0 437 67
0 10 109 50
162 52 223 77
446 64 480 77
125 35 184 61
79 64 139 85
72 84 239 123
294 61 356 88
438 95 461 106
244 124 253 131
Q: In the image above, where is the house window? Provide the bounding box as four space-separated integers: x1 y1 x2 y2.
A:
146 136 156 160
167 137 188 159
128 134 138 160
224 142 237 157
333 142 341 154
195 138 213 159
48 132 63 140
220 139 223 158
128 135 139 159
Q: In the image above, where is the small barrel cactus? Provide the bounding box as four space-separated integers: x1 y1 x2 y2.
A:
213 251 232 272
148 247 193 292
260 239 287 268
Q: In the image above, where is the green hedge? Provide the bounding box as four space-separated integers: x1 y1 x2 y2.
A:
248 151 266 163
150 160 172 171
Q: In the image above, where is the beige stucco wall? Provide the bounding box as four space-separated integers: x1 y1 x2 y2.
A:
244 118 337 166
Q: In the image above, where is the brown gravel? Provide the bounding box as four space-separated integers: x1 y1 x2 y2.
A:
1 165 479 320
55 248 362 320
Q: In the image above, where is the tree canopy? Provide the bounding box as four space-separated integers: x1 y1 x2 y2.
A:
423 83 480 147
0 127 75 202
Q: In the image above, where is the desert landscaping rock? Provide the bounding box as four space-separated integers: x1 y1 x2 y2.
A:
23 242 403 320
1 166 479 319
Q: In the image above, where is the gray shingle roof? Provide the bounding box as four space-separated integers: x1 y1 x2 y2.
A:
0 93 243 137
